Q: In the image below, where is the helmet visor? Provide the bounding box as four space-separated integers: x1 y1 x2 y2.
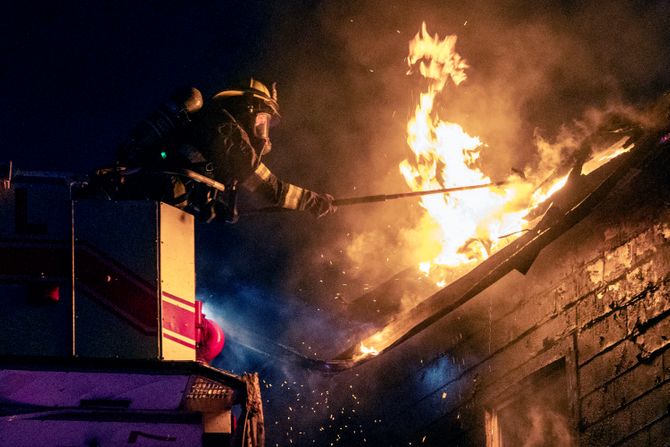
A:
254 112 271 140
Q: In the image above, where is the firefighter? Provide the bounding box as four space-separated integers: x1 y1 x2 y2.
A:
187 79 336 222
104 79 336 223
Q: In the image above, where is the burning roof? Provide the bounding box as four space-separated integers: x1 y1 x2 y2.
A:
399 22 642 284
319 24 668 369
227 117 669 375
334 122 670 371
219 24 669 371
220 23 670 374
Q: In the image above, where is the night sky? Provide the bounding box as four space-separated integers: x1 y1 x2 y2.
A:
3 1 670 444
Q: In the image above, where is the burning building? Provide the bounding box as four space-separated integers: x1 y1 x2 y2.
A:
303 24 670 447
330 121 670 446
203 22 670 446
2 7 669 445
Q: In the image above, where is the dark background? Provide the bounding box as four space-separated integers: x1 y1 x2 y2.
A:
3 1 670 444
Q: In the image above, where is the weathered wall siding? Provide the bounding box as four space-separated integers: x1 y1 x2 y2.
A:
617 426 652 447
361 264 570 418
577 309 628 365
600 414 670 447
369 306 574 441
579 340 645 396
350 272 529 417
388 365 467 437
573 221 670 446
633 315 670 360
627 279 670 335
433 403 485 446
647 414 670 446
604 242 635 282
492 278 558 350
387 323 576 445
577 291 616 329
580 355 664 427
581 380 670 447
385 279 662 444
351 171 670 446
416 206 668 445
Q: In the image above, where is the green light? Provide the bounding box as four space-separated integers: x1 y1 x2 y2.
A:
160 151 167 159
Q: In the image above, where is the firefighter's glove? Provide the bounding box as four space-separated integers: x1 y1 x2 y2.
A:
310 193 337 219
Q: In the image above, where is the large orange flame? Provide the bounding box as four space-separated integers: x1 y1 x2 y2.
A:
400 22 630 283
353 23 633 360
400 23 530 277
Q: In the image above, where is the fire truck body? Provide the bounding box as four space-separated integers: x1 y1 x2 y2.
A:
0 170 262 447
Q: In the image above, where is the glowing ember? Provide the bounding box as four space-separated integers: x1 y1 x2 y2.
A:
353 343 379 362
360 344 379 356
529 174 570 209
582 137 633 175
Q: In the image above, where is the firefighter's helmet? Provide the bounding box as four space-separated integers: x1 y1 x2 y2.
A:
212 79 280 143
213 78 280 121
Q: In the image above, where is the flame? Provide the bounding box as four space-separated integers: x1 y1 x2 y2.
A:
529 174 570 209
353 23 634 361
401 22 532 277
352 343 380 362
399 23 635 283
407 22 468 89
582 137 632 175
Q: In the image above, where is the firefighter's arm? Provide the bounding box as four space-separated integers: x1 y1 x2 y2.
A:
240 162 336 218
210 118 335 218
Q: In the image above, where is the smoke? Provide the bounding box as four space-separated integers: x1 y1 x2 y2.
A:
198 2 670 444
203 0 670 362
488 358 575 447
255 0 670 309
522 405 574 447
494 400 575 447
